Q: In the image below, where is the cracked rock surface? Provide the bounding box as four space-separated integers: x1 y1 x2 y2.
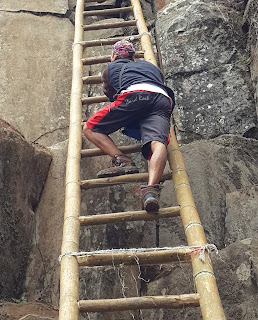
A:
0 10 73 146
0 0 69 15
156 0 257 142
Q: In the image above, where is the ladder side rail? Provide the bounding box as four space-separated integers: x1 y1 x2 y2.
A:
167 128 226 320
130 0 157 66
59 1 85 319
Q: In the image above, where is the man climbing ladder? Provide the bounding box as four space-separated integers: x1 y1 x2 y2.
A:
83 40 175 212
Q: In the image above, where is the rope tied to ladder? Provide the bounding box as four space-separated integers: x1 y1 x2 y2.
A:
58 244 219 263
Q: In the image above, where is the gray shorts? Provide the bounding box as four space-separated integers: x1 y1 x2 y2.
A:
86 91 173 159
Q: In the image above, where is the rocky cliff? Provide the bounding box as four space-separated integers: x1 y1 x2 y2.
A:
0 0 257 319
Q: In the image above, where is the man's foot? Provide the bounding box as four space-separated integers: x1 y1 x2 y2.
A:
140 184 160 213
97 154 139 178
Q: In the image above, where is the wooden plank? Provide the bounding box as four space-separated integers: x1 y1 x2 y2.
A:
84 0 106 3
84 6 133 16
77 247 192 267
83 20 136 31
81 51 144 65
82 95 108 105
79 206 181 226
81 144 141 157
82 75 102 84
78 294 200 312
81 36 125 47
80 172 172 189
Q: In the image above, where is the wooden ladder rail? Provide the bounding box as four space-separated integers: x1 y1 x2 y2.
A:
59 0 84 319
59 0 227 319
168 129 226 319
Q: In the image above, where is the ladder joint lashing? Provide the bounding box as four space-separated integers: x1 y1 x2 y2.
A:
194 271 216 281
172 168 187 173
174 183 191 190
64 215 80 223
60 293 79 300
167 148 181 155
184 222 204 234
180 204 197 210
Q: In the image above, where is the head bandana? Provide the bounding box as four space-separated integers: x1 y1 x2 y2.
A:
112 40 135 58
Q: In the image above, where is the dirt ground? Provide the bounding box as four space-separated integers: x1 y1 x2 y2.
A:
0 302 58 320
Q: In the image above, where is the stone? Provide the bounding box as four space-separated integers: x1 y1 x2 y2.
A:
156 0 257 142
25 141 68 306
141 240 258 320
225 186 258 245
0 0 68 14
0 12 73 146
0 119 51 300
245 0 258 128
159 135 258 249
19 315 54 320
0 302 58 320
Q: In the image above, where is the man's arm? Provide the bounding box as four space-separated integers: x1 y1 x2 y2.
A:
102 67 116 102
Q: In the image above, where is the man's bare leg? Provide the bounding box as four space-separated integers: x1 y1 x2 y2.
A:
83 123 121 157
148 141 167 185
83 124 138 177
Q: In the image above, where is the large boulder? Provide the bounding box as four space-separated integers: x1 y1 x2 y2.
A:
156 0 257 142
25 141 68 306
0 11 73 146
141 239 258 320
225 186 258 245
245 0 258 122
159 135 258 249
0 119 51 300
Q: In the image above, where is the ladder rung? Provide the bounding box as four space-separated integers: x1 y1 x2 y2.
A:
82 96 108 105
84 6 133 16
82 75 102 84
80 172 172 189
78 294 200 312
79 206 180 226
83 20 137 31
81 144 141 157
77 247 192 267
84 0 106 3
81 51 144 65
81 36 125 48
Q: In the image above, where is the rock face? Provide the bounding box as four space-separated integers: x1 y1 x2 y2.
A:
141 239 258 320
160 135 258 248
0 302 58 320
0 119 52 300
245 0 258 124
25 141 67 306
0 11 73 146
156 0 257 142
225 186 258 245
0 0 69 14
1 0 258 319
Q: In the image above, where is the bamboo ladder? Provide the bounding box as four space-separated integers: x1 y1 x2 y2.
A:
59 0 227 319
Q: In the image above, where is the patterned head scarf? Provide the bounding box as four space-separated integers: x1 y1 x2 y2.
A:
112 40 135 58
